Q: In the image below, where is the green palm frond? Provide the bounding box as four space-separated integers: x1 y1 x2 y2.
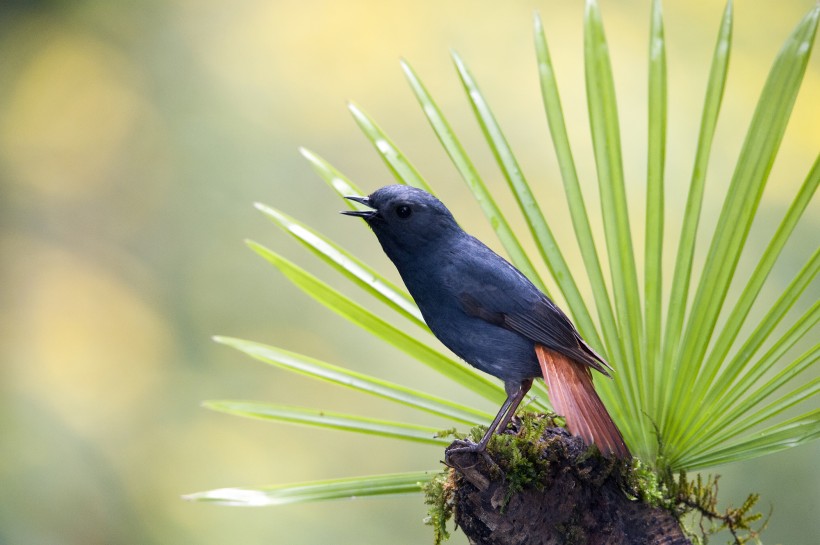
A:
185 471 434 506
204 401 450 445
643 0 667 427
213 337 490 424
191 0 818 515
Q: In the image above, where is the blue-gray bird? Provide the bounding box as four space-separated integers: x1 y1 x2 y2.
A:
342 185 629 458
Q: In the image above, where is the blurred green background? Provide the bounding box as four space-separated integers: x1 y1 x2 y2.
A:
1 1 818 544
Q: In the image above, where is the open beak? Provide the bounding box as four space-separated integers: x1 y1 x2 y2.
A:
341 195 377 219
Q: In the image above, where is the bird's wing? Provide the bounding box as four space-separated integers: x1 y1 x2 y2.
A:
504 304 612 376
454 248 611 375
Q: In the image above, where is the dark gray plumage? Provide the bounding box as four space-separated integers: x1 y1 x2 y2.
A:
343 185 629 458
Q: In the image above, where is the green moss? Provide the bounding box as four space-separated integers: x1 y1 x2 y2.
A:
484 412 558 506
623 458 671 508
422 469 455 545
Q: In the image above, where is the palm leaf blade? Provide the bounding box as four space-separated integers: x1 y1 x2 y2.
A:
204 400 450 445
644 0 667 419
184 471 434 506
213 336 490 424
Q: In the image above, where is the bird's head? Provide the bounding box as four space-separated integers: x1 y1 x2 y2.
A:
341 185 460 257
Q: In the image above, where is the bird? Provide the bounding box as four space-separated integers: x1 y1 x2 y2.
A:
342 185 630 458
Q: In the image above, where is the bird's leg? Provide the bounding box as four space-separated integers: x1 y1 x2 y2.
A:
446 379 533 455
495 378 533 434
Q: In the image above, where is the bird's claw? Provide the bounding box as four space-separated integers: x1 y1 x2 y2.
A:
444 439 493 467
448 442 501 474
445 440 483 454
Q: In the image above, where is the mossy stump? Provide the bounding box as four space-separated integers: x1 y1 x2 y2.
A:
444 423 690 545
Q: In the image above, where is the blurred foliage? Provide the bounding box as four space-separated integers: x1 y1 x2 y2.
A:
0 1 817 544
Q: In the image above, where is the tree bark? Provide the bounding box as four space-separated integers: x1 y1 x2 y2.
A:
445 426 690 545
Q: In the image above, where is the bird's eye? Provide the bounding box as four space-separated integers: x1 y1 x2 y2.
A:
395 205 412 219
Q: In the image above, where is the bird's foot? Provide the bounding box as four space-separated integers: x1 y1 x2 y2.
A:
445 439 484 454
444 439 491 466
444 439 498 474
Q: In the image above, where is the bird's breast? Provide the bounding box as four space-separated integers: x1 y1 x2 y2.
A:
405 280 540 382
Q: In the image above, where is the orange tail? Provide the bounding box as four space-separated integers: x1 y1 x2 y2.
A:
536 344 630 458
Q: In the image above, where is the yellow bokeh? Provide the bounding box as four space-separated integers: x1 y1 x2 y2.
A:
1 28 145 199
6 235 170 437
